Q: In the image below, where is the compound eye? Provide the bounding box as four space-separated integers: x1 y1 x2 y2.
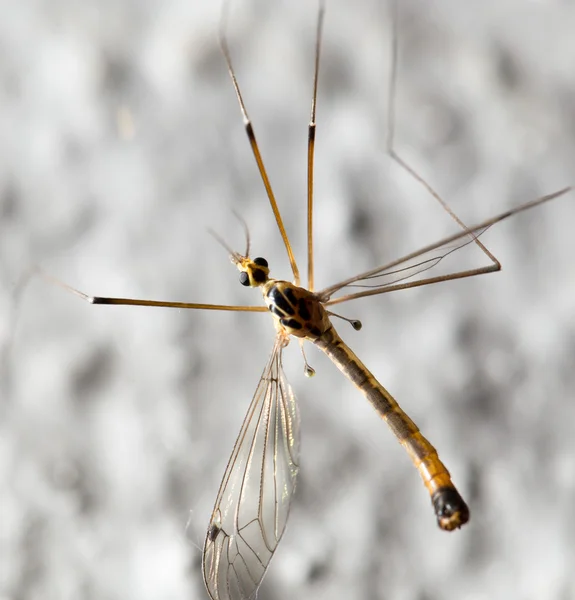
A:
253 257 268 268
239 271 250 287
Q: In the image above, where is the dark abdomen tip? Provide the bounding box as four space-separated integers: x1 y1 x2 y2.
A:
432 487 470 531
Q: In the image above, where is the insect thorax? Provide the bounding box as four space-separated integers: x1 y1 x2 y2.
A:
263 281 331 340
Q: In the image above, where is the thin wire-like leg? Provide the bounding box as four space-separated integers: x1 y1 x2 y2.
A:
219 0 300 285
39 270 267 312
319 186 571 304
387 0 499 269
307 0 326 292
314 1 573 304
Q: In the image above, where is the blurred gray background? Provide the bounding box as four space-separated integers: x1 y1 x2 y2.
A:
1 0 575 599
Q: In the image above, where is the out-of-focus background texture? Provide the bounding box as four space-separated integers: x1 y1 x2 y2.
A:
1 1 574 599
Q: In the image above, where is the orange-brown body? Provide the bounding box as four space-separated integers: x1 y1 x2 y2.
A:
258 276 469 531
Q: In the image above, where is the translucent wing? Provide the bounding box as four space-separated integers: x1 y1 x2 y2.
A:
202 336 300 600
323 225 487 300
317 188 571 305
318 222 493 304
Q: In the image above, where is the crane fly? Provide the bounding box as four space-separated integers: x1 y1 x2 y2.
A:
42 1 572 598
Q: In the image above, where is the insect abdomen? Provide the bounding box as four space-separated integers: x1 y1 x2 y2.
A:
314 326 470 531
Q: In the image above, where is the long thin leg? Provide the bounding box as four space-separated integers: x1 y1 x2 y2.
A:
315 0 573 305
219 0 300 285
319 186 571 305
387 0 499 270
40 270 267 312
307 0 326 292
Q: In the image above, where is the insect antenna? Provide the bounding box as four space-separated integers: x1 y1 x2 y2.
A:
231 210 251 258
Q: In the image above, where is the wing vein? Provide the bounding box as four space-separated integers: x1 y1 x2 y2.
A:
202 336 300 600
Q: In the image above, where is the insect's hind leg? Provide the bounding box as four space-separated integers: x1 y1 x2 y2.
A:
386 0 500 271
